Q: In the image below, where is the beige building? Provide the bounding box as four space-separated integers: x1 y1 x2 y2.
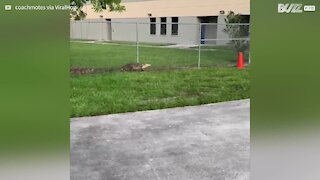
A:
70 0 250 45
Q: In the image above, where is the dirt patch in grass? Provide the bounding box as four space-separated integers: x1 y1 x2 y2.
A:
70 67 118 75
70 63 241 76
70 66 196 75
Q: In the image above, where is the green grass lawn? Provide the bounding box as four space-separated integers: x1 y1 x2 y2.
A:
71 68 249 117
70 41 238 69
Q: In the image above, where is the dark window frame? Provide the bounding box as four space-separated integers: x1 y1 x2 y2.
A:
150 18 156 35
171 17 179 35
160 17 167 35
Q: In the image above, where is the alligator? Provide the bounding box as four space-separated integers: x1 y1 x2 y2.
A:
121 63 151 71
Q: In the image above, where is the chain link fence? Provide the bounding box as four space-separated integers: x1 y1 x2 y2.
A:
70 20 250 72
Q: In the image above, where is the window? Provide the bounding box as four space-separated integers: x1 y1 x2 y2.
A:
240 15 250 37
171 17 179 35
160 17 167 35
150 18 156 35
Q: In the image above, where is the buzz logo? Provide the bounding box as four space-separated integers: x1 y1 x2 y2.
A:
278 3 303 13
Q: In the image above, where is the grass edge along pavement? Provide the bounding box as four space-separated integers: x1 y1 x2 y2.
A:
71 68 249 117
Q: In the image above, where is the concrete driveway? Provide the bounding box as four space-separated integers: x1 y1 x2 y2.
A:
71 100 250 180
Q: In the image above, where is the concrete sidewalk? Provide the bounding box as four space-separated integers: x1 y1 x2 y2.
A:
71 100 250 180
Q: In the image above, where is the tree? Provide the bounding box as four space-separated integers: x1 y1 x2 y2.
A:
70 0 125 20
224 11 250 53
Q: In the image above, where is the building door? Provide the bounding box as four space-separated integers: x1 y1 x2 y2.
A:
198 16 218 45
201 26 205 44
106 19 112 41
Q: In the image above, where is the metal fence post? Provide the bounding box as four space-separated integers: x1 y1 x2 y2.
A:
136 22 140 63
198 23 202 69
87 21 90 40
70 21 73 39
100 21 103 41
87 21 89 40
80 21 83 40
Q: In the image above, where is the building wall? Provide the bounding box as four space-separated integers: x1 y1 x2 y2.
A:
110 17 200 45
70 19 111 41
83 0 250 19
70 15 235 45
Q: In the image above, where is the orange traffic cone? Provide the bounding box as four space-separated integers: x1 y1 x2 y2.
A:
237 52 245 69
